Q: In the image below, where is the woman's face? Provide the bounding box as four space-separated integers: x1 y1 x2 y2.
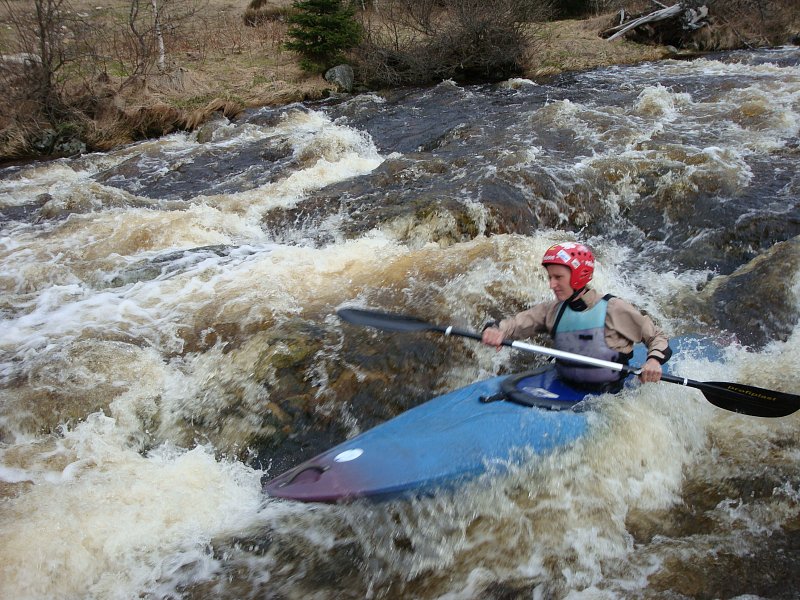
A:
546 264 574 301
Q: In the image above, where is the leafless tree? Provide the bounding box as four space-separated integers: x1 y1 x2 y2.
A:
0 0 78 123
0 0 206 156
120 0 204 84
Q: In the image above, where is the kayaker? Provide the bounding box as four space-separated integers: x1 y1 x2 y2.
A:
481 242 671 392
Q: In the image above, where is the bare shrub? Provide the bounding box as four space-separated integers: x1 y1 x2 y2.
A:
703 0 800 46
244 0 293 25
552 0 651 19
103 0 206 89
353 0 553 87
0 0 84 124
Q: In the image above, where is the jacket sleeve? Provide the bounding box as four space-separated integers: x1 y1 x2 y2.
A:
606 298 672 363
496 301 556 340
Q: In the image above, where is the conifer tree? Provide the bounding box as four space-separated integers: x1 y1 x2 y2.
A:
284 0 363 73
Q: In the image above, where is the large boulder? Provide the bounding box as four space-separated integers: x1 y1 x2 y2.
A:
324 64 354 93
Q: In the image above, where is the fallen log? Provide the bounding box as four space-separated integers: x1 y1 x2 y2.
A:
603 3 682 41
601 3 710 44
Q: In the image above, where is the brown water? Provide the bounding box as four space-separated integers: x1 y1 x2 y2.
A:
1 48 799 600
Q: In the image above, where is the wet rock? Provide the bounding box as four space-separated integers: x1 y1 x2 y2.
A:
108 244 241 288
261 154 553 246
628 466 788 545
623 154 800 275
703 236 800 348
324 64 354 93
56 137 86 156
0 341 155 441
29 129 86 157
195 116 228 143
30 129 59 154
647 528 800 599
95 136 296 200
0 193 52 223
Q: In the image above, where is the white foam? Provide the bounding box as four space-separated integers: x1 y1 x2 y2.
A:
0 413 268 600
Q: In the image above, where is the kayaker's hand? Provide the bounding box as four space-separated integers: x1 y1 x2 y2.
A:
482 327 505 349
639 358 662 383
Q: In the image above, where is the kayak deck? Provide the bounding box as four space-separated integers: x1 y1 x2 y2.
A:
263 365 592 503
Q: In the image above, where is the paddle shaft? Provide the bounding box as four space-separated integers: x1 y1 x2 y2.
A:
439 323 796 416
439 325 641 373
337 307 800 418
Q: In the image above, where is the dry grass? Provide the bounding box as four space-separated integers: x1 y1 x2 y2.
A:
0 0 332 157
98 0 331 109
172 1 672 94
527 14 671 77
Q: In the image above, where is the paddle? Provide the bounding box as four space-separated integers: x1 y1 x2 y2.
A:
337 307 800 419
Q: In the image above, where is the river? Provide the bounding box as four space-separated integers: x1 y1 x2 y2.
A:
1 47 799 599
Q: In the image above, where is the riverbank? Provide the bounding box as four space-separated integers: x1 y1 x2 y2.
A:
0 1 797 162
87 12 677 110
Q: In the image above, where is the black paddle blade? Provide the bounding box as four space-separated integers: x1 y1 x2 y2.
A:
700 381 800 418
337 308 438 333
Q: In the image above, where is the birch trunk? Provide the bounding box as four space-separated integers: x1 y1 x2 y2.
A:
151 0 166 71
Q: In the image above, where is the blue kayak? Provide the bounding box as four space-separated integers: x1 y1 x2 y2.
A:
263 365 591 503
264 358 628 502
263 337 717 503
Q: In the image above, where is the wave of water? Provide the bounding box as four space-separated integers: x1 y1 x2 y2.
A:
1 48 799 599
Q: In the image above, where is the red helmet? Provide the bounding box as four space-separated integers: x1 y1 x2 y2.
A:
542 242 595 289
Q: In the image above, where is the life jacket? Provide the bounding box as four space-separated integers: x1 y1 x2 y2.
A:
551 294 628 386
